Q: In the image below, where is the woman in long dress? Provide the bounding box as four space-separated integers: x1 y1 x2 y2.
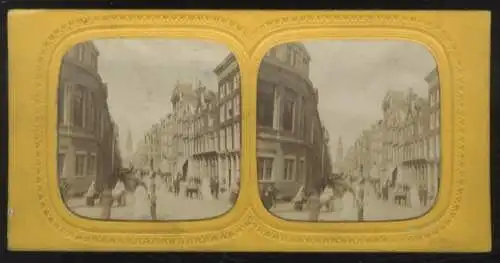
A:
123 175 152 220
409 185 421 210
200 176 213 201
229 178 240 204
319 185 335 212
339 187 357 220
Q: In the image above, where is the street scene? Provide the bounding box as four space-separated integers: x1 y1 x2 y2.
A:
256 41 441 221
57 39 241 220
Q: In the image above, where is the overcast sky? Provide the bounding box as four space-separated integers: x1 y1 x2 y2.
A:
93 39 230 153
302 40 436 159
92 39 436 160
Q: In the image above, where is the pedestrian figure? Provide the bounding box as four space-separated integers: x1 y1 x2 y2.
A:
422 185 428 206
261 184 278 210
308 190 321 221
292 186 307 211
214 177 220 199
59 178 70 202
99 188 114 220
84 180 100 206
111 173 127 207
124 174 151 220
174 173 181 196
409 184 420 210
356 179 366 221
149 171 158 220
210 177 220 199
320 184 335 212
339 186 357 220
382 182 389 201
229 178 240 204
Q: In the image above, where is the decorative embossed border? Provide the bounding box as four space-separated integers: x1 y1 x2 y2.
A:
8 11 490 252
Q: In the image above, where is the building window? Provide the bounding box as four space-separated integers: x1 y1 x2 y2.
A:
204 135 209 151
430 138 435 158
310 121 315 143
72 85 85 128
424 139 428 158
219 84 225 99
88 94 95 131
234 122 240 150
87 154 96 175
298 158 306 180
57 84 67 124
282 97 295 131
436 112 440 128
212 132 217 151
302 98 307 137
90 53 97 69
208 116 214 127
283 158 295 181
430 113 434 130
227 78 234 93
220 129 226 151
436 135 440 158
227 100 233 119
75 154 86 177
223 82 228 97
257 81 275 128
78 45 85 63
233 73 240 90
220 104 225 123
257 157 273 181
234 95 240 116
58 153 66 177
226 126 232 150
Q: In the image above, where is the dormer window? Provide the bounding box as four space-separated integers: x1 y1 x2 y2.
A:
77 45 85 63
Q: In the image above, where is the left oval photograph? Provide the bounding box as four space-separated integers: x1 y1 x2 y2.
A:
57 39 242 221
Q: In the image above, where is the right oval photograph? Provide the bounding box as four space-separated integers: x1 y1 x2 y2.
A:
256 40 440 222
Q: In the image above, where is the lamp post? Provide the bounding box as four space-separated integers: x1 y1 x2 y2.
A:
101 128 117 220
357 164 365 221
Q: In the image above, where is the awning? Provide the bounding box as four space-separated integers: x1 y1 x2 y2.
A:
402 158 428 166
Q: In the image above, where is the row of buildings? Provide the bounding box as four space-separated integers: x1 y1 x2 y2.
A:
336 67 441 202
133 43 333 199
58 41 122 197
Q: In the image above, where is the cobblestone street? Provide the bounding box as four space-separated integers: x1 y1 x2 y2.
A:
67 189 233 221
269 187 432 221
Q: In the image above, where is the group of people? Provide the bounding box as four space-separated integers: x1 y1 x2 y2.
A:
96 167 240 220
287 175 364 221
107 168 161 220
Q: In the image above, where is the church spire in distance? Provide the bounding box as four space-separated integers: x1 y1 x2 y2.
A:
126 128 134 155
334 136 343 174
336 137 343 163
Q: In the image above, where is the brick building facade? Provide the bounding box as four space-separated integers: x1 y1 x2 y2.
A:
58 41 121 196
